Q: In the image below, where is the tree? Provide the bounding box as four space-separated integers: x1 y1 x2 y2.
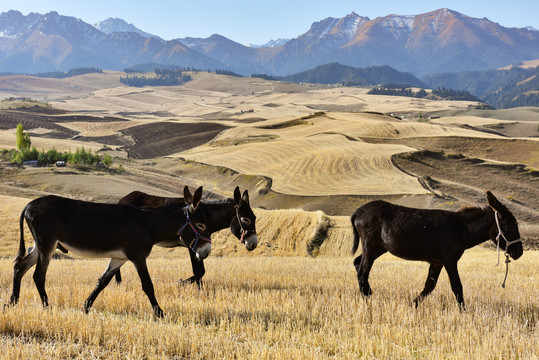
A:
16 123 31 151
103 154 112 167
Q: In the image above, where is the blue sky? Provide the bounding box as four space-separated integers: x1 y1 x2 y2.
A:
2 1 538 44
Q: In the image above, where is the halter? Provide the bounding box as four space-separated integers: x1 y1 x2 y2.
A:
493 211 521 288
178 206 211 253
235 205 250 244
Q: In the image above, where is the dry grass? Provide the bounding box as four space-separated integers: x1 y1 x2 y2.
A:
0 252 537 359
1 194 537 359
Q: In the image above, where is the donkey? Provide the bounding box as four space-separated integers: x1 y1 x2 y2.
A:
351 191 523 310
116 186 257 286
9 186 210 318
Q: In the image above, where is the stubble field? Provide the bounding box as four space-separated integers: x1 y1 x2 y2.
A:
0 71 538 358
0 252 537 359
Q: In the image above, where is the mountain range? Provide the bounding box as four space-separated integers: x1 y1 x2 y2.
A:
0 9 538 77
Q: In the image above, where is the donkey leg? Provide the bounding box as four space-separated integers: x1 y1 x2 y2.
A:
412 263 443 307
114 269 122 284
353 254 364 290
32 243 56 308
444 262 465 311
180 248 205 288
356 248 386 297
9 247 38 305
133 258 164 318
84 258 126 314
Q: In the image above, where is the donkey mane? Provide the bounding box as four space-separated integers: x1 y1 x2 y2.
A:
456 205 489 219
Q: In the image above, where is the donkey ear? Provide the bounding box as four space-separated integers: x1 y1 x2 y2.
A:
183 186 193 205
233 186 241 205
242 190 250 205
486 191 503 212
191 186 203 211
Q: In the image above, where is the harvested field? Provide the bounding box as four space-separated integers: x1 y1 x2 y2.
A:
178 112 499 197
0 71 124 100
121 121 230 159
373 136 539 168
0 252 537 359
393 150 539 222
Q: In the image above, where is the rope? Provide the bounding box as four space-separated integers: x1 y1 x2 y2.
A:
493 211 521 288
502 255 511 288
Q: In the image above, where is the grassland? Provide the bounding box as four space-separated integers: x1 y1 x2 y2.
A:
0 253 537 359
1 193 538 359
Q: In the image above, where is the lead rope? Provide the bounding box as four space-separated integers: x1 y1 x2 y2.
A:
493 211 521 288
502 255 510 288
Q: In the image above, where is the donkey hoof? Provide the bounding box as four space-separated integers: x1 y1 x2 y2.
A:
178 277 200 287
8 296 18 306
360 286 372 297
84 300 93 314
154 306 164 318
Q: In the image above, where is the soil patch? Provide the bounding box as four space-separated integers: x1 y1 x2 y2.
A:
120 122 230 159
393 150 539 223
368 136 539 169
0 109 130 141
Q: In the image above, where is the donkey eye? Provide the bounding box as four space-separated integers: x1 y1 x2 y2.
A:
241 217 251 226
195 223 206 232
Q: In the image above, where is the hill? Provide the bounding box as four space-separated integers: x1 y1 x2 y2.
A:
281 63 426 87
423 65 539 108
1 72 538 248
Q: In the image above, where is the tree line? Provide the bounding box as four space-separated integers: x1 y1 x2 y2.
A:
215 69 243 77
0 67 102 78
368 86 479 102
2 124 112 168
120 69 192 87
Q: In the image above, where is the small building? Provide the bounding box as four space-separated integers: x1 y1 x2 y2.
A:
23 160 38 167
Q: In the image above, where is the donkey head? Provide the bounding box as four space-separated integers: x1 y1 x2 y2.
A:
231 186 257 251
486 191 523 260
183 186 211 260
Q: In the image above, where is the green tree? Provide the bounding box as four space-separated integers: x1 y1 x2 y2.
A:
103 154 112 167
16 123 31 151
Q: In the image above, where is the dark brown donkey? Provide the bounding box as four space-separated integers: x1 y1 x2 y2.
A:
116 186 257 286
351 191 523 310
9 186 210 318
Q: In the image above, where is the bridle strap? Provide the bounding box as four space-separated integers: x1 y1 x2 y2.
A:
494 211 521 265
235 206 247 244
493 211 521 288
178 206 211 253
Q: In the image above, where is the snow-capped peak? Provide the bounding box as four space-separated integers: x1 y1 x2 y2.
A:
248 38 290 48
381 15 415 38
94 17 162 40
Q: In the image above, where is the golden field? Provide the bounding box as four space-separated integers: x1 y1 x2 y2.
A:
0 252 537 359
0 194 538 359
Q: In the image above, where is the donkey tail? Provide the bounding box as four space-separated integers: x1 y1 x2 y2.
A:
16 206 28 262
351 213 361 255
